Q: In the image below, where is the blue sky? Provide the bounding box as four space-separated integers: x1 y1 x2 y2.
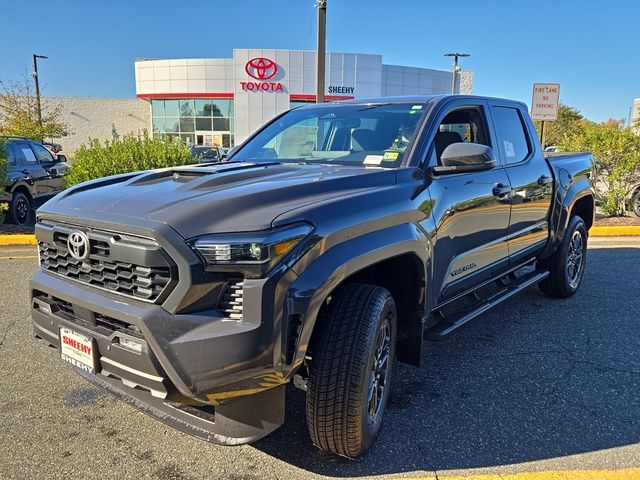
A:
1 0 638 123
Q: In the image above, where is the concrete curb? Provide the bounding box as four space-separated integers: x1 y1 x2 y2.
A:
589 226 640 236
1 226 640 246
0 234 38 246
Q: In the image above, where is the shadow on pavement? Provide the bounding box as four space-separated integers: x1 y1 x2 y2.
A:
253 247 640 476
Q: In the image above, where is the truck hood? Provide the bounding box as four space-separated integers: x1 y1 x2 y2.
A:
44 162 398 238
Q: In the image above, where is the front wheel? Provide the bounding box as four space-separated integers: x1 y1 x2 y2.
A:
306 283 397 458
538 215 588 298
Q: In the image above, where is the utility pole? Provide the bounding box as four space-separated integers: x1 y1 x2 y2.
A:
32 54 48 129
316 0 327 103
444 52 469 94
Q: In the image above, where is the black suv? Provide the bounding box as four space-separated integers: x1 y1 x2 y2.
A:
1 137 68 225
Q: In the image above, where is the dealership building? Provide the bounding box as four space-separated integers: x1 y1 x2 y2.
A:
46 48 473 153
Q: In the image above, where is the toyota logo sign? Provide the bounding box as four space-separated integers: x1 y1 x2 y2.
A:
67 230 90 261
245 57 278 80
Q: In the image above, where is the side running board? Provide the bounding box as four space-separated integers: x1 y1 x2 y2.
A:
424 269 549 341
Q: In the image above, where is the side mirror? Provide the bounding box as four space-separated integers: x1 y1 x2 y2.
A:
432 143 496 175
56 154 68 163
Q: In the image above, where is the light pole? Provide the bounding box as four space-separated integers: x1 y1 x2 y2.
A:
32 54 48 129
316 0 327 103
444 52 469 94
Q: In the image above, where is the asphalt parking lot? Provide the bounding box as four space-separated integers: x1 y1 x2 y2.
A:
1 238 639 480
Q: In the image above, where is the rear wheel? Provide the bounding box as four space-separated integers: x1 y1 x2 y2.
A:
9 191 32 226
306 283 397 458
538 215 588 298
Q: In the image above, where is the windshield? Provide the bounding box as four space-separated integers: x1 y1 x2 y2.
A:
234 102 428 168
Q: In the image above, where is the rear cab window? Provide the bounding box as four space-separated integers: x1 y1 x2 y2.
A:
491 106 531 165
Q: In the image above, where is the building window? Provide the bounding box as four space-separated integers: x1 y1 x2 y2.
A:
151 99 234 147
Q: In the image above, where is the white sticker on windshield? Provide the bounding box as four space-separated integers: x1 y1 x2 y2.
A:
363 155 384 166
504 140 515 158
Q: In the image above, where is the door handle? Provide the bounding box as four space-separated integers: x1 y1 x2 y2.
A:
537 175 552 186
492 183 511 197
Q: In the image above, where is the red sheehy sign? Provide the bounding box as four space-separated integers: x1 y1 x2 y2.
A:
241 57 284 92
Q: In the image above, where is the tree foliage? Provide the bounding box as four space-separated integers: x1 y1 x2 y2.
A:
534 104 586 148
65 133 195 187
0 75 69 140
561 119 640 216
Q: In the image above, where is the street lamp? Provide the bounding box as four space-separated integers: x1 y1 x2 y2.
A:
32 54 48 130
444 52 469 94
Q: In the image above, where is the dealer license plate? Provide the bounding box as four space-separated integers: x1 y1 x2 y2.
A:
60 327 97 374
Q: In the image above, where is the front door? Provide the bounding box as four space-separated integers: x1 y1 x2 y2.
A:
11 141 51 198
424 100 513 301
488 101 553 264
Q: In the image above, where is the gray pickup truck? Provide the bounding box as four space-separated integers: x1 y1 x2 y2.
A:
31 95 594 457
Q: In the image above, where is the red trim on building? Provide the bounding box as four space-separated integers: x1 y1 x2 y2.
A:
290 94 354 101
136 92 354 101
137 93 234 99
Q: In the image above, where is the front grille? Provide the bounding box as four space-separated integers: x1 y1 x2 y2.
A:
217 277 244 320
37 223 177 303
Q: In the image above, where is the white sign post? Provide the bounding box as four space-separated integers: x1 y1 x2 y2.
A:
531 83 560 148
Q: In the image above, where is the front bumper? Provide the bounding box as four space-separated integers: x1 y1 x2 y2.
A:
31 258 296 444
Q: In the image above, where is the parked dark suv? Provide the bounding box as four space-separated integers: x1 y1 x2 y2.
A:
1 137 68 225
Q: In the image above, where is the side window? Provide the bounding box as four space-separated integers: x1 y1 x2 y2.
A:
492 107 530 164
31 143 55 163
1 143 15 165
14 142 37 164
434 106 490 165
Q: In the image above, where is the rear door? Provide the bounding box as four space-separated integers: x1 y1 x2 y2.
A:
424 99 513 301
488 101 553 264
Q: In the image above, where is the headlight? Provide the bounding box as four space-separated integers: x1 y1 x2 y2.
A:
190 223 313 277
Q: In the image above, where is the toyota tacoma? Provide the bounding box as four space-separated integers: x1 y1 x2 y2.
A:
31 95 595 457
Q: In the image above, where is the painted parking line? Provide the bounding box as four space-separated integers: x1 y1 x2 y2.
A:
407 468 640 480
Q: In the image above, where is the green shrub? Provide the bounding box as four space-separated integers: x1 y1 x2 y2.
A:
65 133 195 187
0 139 9 224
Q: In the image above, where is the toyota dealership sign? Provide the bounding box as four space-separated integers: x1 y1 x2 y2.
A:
241 57 284 92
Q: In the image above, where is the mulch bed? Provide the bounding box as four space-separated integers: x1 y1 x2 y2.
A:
594 213 640 226
0 223 35 234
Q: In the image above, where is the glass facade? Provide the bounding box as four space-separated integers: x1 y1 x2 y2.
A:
151 99 235 148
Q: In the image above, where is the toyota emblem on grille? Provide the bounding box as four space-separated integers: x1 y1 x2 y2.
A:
67 231 90 261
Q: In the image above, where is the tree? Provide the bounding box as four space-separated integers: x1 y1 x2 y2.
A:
534 104 586 148
561 120 640 216
0 75 69 140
